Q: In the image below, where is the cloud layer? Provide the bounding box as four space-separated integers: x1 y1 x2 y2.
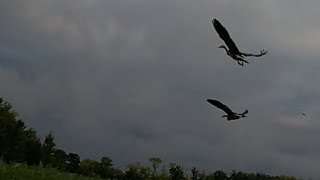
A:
1 0 320 178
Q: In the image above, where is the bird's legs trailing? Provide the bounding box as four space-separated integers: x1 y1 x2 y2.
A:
222 110 248 121
237 62 244 66
236 110 248 117
241 49 268 57
234 55 249 66
223 114 240 121
218 44 250 66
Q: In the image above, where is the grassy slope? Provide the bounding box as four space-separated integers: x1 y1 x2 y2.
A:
0 162 102 180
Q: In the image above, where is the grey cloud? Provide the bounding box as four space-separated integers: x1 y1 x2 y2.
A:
1 0 320 178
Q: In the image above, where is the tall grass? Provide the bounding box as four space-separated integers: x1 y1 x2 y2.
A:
0 161 102 180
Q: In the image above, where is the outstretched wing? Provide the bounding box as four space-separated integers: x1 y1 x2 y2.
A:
212 18 241 54
241 49 268 57
207 99 234 115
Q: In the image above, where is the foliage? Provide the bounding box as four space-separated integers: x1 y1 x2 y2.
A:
95 156 115 179
149 157 162 173
214 169 228 180
0 161 102 180
0 98 25 163
0 98 42 165
79 159 99 177
191 167 200 180
67 153 81 173
52 148 67 171
24 129 42 166
42 132 56 167
169 163 185 180
124 162 152 180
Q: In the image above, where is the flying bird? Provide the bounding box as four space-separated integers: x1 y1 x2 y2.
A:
212 18 268 66
207 99 248 121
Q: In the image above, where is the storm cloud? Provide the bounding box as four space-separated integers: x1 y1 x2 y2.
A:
1 0 320 178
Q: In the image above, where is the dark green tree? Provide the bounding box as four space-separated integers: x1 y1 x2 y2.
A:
2 120 27 163
149 157 162 173
0 98 43 166
101 156 113 167
205 173 215 180
213 170 227 180
156 164 170 180
125 162 151 180
52 149 67 171
124 164 142 180
191 167 200 180
198 170 207 180
0 98 26 163
42 132 56 167
79 159 98 177
24 129 42 166
256 172 269 180
169 164 185 180
66 153 80 173
113 168 125 179
138 165 151 179
96 156 114 179
233 170 248 180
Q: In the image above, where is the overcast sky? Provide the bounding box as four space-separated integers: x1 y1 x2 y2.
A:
1 0 320 178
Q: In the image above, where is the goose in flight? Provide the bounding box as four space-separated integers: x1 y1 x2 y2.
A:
207 99 248 121
212 18 268 66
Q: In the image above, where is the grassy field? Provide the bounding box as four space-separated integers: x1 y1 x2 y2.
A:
0 162 102 180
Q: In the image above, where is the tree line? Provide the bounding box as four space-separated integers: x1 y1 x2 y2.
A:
0 97 297 180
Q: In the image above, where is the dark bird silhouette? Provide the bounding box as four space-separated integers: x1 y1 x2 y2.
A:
207 99 248 121
212 18 268 66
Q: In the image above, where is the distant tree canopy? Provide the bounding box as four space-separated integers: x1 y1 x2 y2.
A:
0 98 41 165
79 159 98 177
0 97 298 180
42 132 56 167
52 148 67 171
66 153 80 173
169 164 185 180
191 167 200 180
149 157 162 173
